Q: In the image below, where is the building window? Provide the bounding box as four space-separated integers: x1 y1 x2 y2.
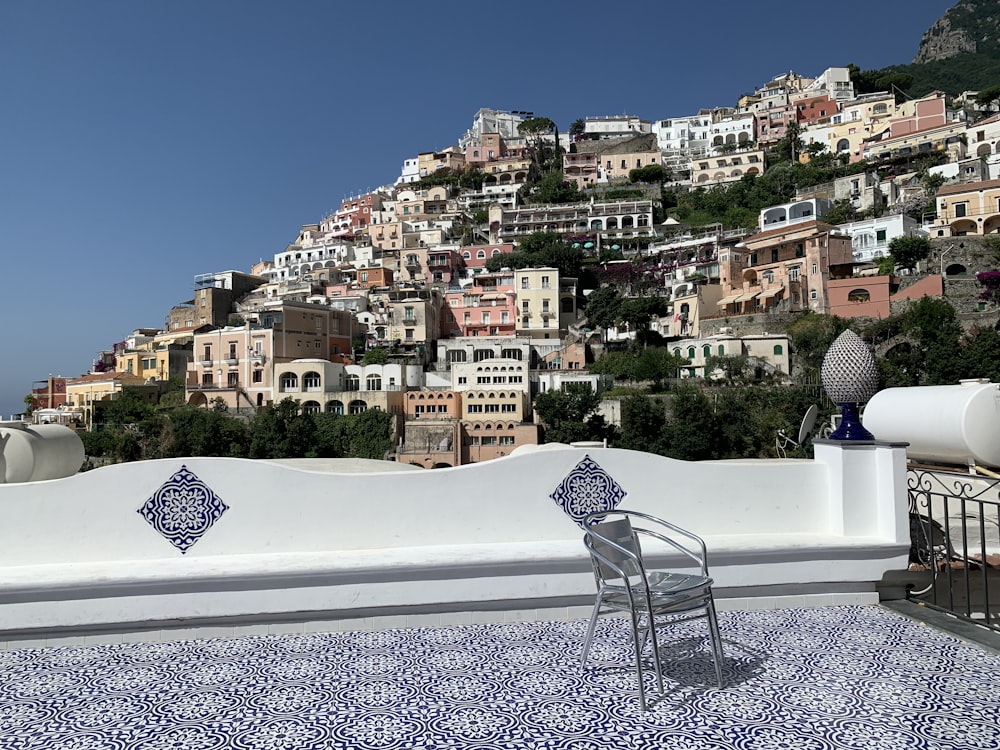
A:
811 263 818 275
955 202 968 218
789 267 801 281
366 375 382 390
810 289 818 300
252 369 263 384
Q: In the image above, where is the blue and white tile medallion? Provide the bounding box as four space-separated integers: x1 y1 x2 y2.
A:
550 454 626 525
137 464 229 553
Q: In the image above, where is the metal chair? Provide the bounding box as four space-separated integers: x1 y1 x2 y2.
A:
581 509 724 710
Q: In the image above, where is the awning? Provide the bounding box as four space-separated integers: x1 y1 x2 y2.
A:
734 291 760 303
760 287 784 300
716 294 741 307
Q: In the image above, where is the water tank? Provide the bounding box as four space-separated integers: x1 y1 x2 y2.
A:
862 380 1000 468
0 424 85 483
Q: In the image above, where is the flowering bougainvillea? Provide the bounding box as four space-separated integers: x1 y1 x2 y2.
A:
976 270 1000 303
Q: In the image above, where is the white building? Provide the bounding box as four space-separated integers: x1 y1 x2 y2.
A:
833 214 927 264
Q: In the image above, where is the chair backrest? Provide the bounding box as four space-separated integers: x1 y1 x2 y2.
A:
585 517 644 584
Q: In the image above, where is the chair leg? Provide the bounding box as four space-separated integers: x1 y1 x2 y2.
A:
645 612 665 696
580 599 602 667
628 609 648 712
706 598 725 689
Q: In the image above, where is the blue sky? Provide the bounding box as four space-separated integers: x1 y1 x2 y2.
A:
0 0 954 417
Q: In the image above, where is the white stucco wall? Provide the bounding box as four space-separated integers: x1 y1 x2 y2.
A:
0 443 909 635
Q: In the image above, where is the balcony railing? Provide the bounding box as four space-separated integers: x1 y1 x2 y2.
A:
907 468 1000 633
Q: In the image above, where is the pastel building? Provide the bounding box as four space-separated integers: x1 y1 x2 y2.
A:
670 333 791 378
442 270 516 338
717 221 854 315
932 178 1000 237
185 303 354 410
514 268 577 338
65 372 154 431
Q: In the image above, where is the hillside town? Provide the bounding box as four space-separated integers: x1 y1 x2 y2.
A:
23 66 1000 466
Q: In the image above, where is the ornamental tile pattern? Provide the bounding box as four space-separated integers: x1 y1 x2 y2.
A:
550 454 626 526
2 606 1000 748
137 465 229 553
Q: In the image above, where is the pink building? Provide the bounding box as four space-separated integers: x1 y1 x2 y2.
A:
442 270 517 338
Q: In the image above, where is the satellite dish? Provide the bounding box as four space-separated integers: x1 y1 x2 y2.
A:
797 405 819 446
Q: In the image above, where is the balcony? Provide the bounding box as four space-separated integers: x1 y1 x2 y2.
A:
0 443 997 745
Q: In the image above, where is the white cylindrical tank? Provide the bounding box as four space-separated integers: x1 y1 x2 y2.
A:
0 424 85 483
863 380 1000 468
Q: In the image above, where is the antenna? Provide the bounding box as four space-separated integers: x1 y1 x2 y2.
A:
797 404 819 446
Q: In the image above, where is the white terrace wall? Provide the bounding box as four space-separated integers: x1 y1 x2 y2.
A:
0 442 910 638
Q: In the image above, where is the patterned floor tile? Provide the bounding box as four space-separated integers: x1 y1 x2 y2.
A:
2 606 1000 749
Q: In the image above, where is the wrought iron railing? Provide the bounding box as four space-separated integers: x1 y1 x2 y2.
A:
907 468 1000 633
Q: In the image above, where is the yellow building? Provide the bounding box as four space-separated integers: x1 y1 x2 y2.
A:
513 268 577 338
932 178 1000 236
65 372 154 431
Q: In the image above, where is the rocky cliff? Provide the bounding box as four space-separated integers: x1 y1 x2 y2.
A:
914 0 1000 64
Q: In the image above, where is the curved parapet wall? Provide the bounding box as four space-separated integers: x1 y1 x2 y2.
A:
863 380 1000 468
0 444 909 636
0 424 85 483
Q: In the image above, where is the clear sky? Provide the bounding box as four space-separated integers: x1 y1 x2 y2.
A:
0 0 955 417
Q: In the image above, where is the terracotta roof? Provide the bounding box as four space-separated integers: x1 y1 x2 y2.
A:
937 179 1000 197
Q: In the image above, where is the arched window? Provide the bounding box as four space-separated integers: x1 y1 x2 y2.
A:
302 371 321 391
302 401 321 414
326 400 344 414
462 251 471 260
345 374 360 391
673 348 681 356
836 138 850 152
703 345 711 357
687 347 696 359
773 345 783 356
718 345 725 356
477 250 486 259
349 399 367 414
279 373 298 392
366 374 382 391
847 288 871 302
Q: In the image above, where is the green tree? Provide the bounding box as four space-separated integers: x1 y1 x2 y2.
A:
249 399 317 458
903 296 965 384
344 408 394 459
533 384 613 445
582 285 624 331
569 118 586 139
160 406 249 458
703 354 751 381
103 388 155 427
618 394 667 453
362 347 389 365
628 164 668 184
661 384 722 460
957 326 1000 382
888 235 932 271
786 313 852 373
530 170 584 204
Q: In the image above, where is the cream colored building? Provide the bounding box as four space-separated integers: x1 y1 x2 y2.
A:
670 334 791 378
691 148 766 186
66 372 153 431
462 389 528 422
513 268 577 338
932 178 1000 236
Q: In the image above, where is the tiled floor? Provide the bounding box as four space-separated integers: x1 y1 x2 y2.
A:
1 605 999 749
